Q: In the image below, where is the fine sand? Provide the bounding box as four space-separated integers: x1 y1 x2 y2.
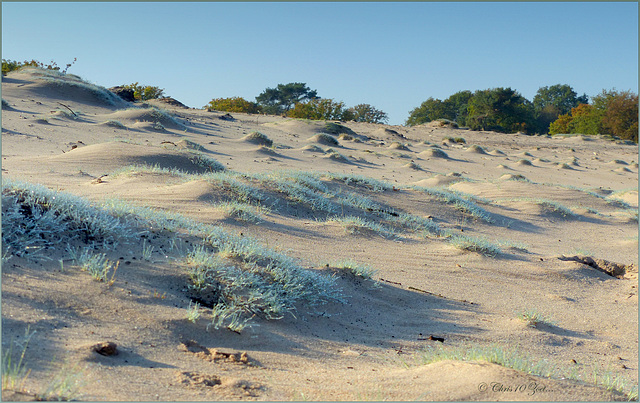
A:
1 68 638 401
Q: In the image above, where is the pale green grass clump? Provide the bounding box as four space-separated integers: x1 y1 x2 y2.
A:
1 179 133 260
328 216 390 237
110 163 192 179
322 172 393 192
410 186 494 223
388 213 441 236
1 327 35 392
517 309 558 328
215 201 268 223
67 247 119 284
203 171 265 204
330 260 378 281
184 244 345 331
447 234 501 257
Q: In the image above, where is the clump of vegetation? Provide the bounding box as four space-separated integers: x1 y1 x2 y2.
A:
241 131 273 147
328 216 390 237
122 82 165 101
443 136 466 144
323 122 357 136
2 327 35 392
517 309 558 328
205 97 260 114
2 57 76 76
446 234 501 257
101 120 127 129
329 260 378 282
307 133 339 146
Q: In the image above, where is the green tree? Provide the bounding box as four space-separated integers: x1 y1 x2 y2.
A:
256 82 318 115
405 97 448 126
287 98 346 120
532 84 588 133
444 90 474 126
405 90 473 126
594 89 638 141
205 97 260 114
345 103 389 124
466 87 535 133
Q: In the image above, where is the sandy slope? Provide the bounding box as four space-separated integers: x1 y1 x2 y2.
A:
1 68 638 401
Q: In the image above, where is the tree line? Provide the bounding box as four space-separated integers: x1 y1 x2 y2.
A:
4 59 635 141
206 82 389 124
406 85 638 142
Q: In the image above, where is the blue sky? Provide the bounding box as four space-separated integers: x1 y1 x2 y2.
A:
2 2 638 125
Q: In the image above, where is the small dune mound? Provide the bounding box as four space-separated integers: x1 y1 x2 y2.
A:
373 127 406 140
323 150 351 163
488 149 506 156
389 142 410 151
148 97 189 109
516 159 533 166
240 131 273 147
299 144 324 153
98 120 128 130
496 164 512 170
46 141 224 173
427 119 458 128
418 148 449 159
500 174 528 181
9 68 127 107
307 133 339 146
414 174 463 187
533 158 550 164
519 151 534 157
323 122 357 136
403 161 422 170
175 139 206 151
608 159 628 165
465 144 487 154
557 162 573 170
103 107 185 130
254 146 281 156
614 166 632 173
337 133 353 141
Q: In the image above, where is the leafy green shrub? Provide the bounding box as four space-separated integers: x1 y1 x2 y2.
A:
206 97 260 114
343 103 389 124
287 98 347 120
122 82 165 101
2 57 76 76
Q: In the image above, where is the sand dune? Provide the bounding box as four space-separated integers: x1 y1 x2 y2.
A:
1 69 638 401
